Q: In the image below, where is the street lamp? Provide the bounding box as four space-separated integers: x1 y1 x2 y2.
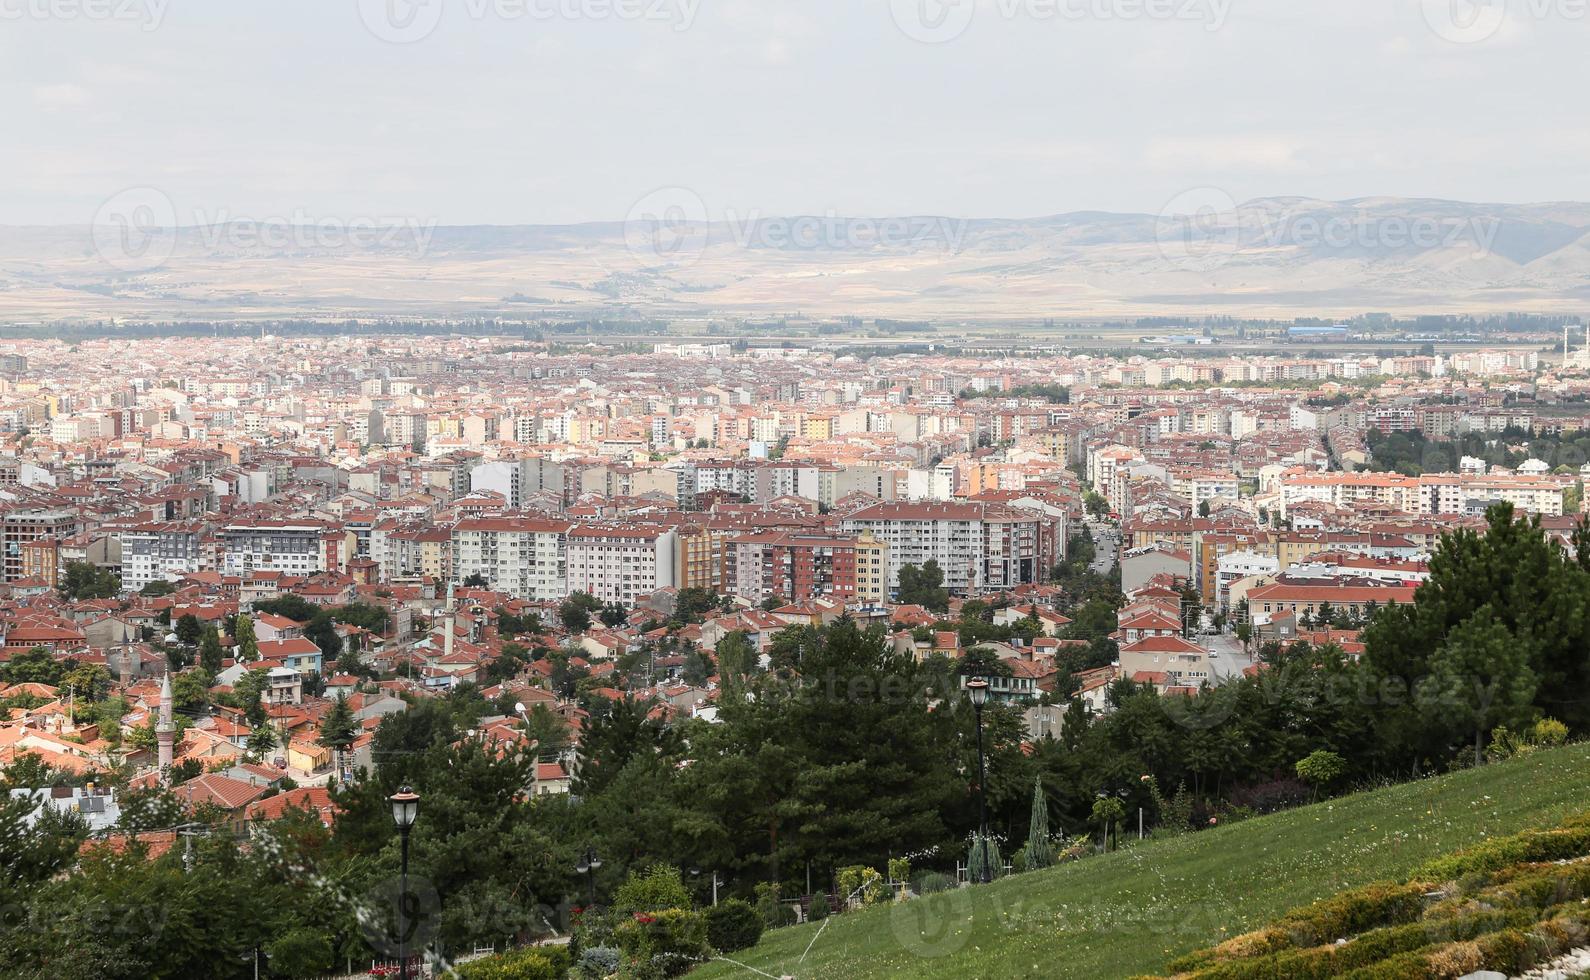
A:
966 678 991 883
576 846 602 908
389 787 420 980
691 867 721 906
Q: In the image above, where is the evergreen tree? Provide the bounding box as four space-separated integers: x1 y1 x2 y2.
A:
199 625 224 676
1023 777 1055 870
317 694 358 784
234 614 259 662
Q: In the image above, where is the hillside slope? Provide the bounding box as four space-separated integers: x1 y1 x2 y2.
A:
692 743 1590 980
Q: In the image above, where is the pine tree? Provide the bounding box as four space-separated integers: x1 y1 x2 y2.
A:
199 625 224 676
318 694 358 783
1023 778 1055 870
234 614 259 662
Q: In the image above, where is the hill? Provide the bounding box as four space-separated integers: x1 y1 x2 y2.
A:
4 197 1590 321
690 742 1590 980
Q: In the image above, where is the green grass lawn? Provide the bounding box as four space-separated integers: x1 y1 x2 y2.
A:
691 742 1590 980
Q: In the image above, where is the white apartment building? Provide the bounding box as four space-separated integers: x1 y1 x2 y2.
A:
1215 550 1280 611
840 501 1043 595
451 517 572 599
565 524 678 605
1170 469 1241 511
220 521 328 578
121 522 205 591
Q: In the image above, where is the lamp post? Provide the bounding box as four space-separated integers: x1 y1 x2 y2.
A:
966 678 990 883
691 867 721 906
576 847 602 908
390 786 420 980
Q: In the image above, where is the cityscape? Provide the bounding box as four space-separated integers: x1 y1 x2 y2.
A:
7 1 1590 978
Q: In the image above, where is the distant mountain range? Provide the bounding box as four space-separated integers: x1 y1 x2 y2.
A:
2 197 1588 321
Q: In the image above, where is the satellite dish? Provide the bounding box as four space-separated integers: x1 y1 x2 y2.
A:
514 702 526 715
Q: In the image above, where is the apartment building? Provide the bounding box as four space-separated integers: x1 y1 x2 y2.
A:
724 530 889 606
220 520 328 577
451 516 572 599
122 522 205 591
565 524 678 604
2 508 81 583
840 501 1042 595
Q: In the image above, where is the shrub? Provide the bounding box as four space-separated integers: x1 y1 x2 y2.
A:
807 892 830 920
612 908 708 977
613 864 692 915
1533 717 1569 747
705 899 763 952
887 857 911 884
577 946 621 979
1416 824 1590 881
454 946 571 980
836 866 886 907
912 871 955 895
966 835 1002 882
753 882 797 928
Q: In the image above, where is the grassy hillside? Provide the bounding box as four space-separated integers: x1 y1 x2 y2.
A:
691 743 1590 980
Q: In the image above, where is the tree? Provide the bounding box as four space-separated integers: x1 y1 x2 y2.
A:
318 694 358 783
599 601 629 628
1023 777 1055 870
170 670 211 714
246 723 279 762
234 614 259 662
1091 796 1127 851
174 613 203 648
681 649 714 687
461 572 489 588
1295 749 1346 802
897 560 949 612
559 593 600 633
60 561 120 601
61 662 112 705
199 625 224 676
1084 491 1110 518
1 648 66 686
1418 605 1537 766
138 579 176 598
519 703 568 761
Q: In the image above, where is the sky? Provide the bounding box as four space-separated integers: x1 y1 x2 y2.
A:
1 0 1586 227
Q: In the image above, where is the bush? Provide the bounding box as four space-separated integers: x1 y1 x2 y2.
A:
454 946 571 980
578 946 621 979
612 908 708 977
704 899 763 953
807 892 830 920
887 857 910 884
613 864 692 915
754 882 797 928
966 835 1002 882
836 866 886 906
913 871 954 895
1416 824 1590 881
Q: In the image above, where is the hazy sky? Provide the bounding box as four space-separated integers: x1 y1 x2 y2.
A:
2 0 1585 226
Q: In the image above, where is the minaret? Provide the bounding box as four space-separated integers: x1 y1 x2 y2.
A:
443 581 456 662
156 673 175 786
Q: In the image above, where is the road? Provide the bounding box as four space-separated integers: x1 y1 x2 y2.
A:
1087 521 1118 574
